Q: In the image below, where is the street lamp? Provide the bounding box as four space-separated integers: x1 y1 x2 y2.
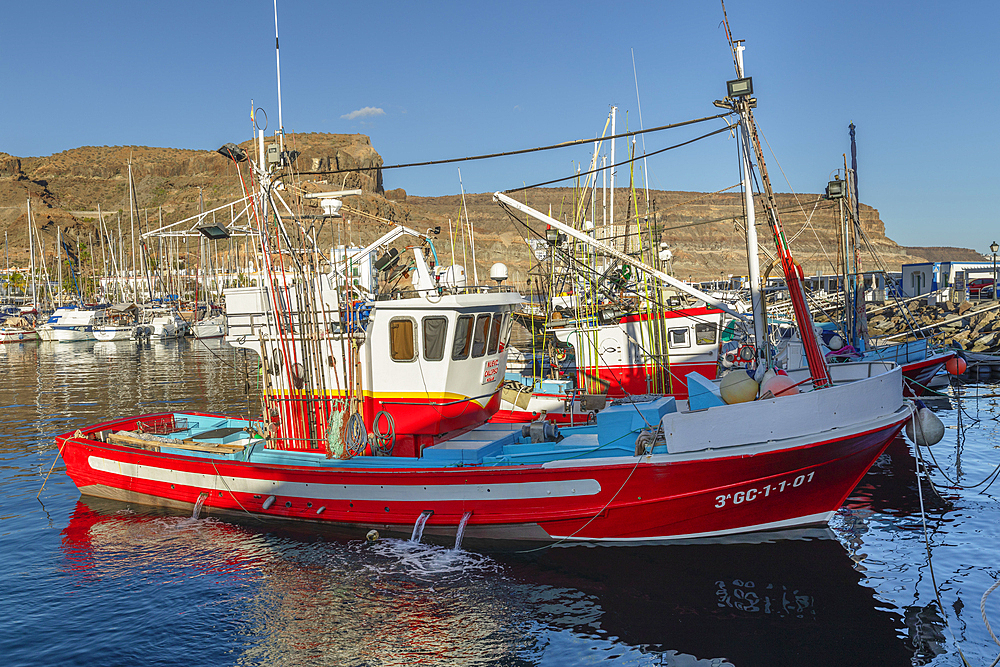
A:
991 241 998 301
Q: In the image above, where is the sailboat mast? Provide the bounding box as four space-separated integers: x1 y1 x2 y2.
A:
128 161 137 295
56 227 63 307
459 168 478 284
97 205 107 301
27 200 35 306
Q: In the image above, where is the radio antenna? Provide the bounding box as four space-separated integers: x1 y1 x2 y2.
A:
274 0 284 151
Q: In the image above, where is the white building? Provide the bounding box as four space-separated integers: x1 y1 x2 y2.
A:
900 260 995 299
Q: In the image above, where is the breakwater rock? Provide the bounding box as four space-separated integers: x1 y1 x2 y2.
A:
867 299 1000 354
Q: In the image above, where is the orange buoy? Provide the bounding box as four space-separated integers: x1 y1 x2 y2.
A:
760 372 799 398
945 355 966 376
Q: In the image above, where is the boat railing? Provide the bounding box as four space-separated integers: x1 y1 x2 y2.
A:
136 415 190 435
375 284 519 301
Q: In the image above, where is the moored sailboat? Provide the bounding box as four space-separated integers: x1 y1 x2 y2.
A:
0 314 39 343
37 305 108 342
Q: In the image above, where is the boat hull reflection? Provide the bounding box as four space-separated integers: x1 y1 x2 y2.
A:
61 497 922 666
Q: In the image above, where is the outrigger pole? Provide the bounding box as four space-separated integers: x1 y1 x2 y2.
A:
493 191 748 321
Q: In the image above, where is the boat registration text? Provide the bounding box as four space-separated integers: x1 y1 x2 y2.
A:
714 471 816 509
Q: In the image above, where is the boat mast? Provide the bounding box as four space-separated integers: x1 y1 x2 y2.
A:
722 15 830 387
97 205 108 302
848 123 869 351
56 227 63 307
733 41 768 370
128 160 137 298
27 199 36 307
459 168 478 285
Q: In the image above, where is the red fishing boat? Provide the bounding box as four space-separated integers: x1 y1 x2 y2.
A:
56 24 914 545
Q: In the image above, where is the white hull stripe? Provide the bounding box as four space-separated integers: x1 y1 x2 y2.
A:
549 511 835 542
87 456 602 502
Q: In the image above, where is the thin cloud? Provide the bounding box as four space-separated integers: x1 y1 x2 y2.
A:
341 106 386 120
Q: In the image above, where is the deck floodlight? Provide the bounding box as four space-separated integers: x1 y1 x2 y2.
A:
727 77 753 98
217 143 247 163
197 221 231 240
373 248 400 272
826 179 845 199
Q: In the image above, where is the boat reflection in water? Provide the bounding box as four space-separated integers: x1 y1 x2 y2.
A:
60 497 927 666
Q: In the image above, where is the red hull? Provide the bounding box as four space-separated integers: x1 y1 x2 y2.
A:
570 360 718 400
901 351 953 397
57 410 907 543
266 392 502 456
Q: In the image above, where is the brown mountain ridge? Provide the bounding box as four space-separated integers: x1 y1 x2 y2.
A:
0 133 980 284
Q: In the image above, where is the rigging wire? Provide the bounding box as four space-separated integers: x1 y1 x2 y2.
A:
755 125 836 272
503 122 737 194
292 112 734 178
910 400 984 667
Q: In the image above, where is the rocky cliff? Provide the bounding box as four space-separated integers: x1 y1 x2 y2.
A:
0 134 981 283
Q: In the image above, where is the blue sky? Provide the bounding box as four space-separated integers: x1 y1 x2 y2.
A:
2 1 996 251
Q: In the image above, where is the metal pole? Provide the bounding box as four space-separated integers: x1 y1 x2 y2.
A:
610 106 616 250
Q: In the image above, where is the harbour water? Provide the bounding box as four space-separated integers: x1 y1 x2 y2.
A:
1 338 998 666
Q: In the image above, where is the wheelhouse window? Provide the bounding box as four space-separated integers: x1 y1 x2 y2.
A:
471 314 491 358
452 314 474 360
389 318 416 361
500 311 513 350
695 322 717 345
422 316 448 361
487 314 502 355
668 327 690 348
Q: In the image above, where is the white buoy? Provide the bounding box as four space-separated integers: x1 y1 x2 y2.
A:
828 334 845 351
905 405 945 446
720 369 758 404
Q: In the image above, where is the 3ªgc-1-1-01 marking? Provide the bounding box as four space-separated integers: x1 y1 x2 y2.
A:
715 471 815 509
